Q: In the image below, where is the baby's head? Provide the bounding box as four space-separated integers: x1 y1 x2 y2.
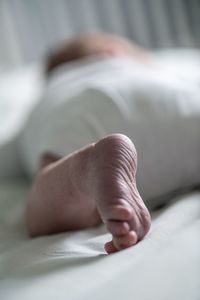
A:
46 32 151 73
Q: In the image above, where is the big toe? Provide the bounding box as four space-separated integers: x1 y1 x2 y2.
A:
104 231 138 254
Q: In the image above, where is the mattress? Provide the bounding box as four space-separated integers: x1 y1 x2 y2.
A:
0 180 199 300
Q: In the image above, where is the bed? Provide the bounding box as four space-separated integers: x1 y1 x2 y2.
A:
0 180 199 300
0 50 200 299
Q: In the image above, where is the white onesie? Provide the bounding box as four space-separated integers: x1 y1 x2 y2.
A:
19 57 200 207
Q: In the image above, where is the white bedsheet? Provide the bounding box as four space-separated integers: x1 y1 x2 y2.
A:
0 62 45 178
0 180 199 300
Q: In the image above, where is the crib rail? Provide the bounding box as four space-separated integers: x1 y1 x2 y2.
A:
0 0 199 67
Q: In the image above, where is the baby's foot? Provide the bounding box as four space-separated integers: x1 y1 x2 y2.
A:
27 134 151 253
92 134 151 253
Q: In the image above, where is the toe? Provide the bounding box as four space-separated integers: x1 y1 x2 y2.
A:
106 220 130 236
113 231 138 250
104 204 133 221
104 241 118 254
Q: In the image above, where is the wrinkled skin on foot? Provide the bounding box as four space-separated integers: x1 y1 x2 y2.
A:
92 134 151 253
27 134 151 254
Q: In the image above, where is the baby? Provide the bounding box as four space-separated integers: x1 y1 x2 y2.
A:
26 33 152 254
26 33 199 254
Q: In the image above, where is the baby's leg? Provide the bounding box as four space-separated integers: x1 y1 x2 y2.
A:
27 134 151 253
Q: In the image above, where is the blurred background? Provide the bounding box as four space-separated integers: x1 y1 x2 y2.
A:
0 0 200 179
0 0 200 69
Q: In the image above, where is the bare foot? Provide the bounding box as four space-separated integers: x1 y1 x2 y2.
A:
27 134 151 253
93 134 151 253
